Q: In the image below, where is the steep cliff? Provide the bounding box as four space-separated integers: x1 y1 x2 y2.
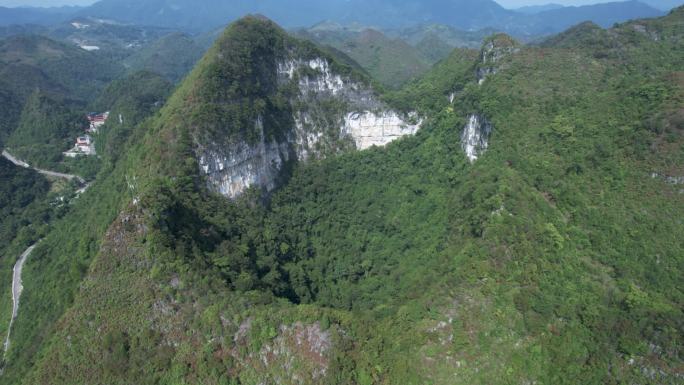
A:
182 18 420 199
476 33 519 84
461 114 492 162
456 34 519 162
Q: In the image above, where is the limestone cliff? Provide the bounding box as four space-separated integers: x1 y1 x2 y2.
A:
476 34 520 84
197 49 420 199
461 114 492 162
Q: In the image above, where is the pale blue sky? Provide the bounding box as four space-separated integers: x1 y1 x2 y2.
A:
0 0 678 9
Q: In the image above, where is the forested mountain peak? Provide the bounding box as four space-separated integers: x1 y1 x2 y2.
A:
146 15 421 199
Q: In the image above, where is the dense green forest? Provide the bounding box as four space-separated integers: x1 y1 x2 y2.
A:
0 34 122 171
0 68 173 384
0 158 63 368
91 70 173 163
0 7 682 385
6 91 87 167
123 33 205 83
295 27 434 89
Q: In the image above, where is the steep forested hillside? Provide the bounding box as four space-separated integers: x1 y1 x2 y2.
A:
6 91 88 168
295 26 433 89
0 69 173 385
0 7 682 385
123 33 204 83
0 35 122 100
0 34 122 148
91 70 173 162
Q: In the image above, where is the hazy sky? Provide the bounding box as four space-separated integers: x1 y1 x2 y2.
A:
0 0 676 9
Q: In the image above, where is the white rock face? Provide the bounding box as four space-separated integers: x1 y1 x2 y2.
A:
279 57 419 150
199 57 421 199
476 38 519 84
278 58 349 96
651 172 684 185
199 119 291 199
461 114 492 162
292 112 325 161
342 111 421 150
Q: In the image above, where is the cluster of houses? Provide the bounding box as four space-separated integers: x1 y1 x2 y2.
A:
63 112 109 158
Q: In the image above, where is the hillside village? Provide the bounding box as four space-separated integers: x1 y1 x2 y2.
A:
63 112 108 158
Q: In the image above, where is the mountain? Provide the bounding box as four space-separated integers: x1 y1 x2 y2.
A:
514 3 565 14
0 6 682 384
5 91 88 168
294 25 433 89
387 24 499 63
123 32 204 83
79 0 514 31
0 6 80 27
641 0 684 11
0 16 423 383
0 24 48 39
391 24 498 49
76 0 665 37
0 34 123 147
0 34 123 100
47 17 175 60
90 70 173 162
524 1 665 35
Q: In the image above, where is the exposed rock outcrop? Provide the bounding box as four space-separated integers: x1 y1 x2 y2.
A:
198 119 292 199
199 55 421 199
651 172 684 185
461 114 492 162
476 34 520 84
342 111 421 150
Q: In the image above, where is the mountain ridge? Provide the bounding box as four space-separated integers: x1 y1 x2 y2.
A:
58 0 666 36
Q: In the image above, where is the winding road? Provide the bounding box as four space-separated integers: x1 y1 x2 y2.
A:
3 244 36 358
2 150 85 184
1 150 90 364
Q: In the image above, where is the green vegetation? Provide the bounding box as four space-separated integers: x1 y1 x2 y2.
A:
156 16 366 150
6 91 87 167
393 24 497 60
1 9 683 385
0 158 73 372
0 70 171 384
0 34 122 172
386 47 479 112
4 90 103 180
0 35 122 101
0 158 51 261
124 33 205 83
92 70 173 164
297 27 433 89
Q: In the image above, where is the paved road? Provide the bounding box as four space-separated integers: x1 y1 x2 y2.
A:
2 150 85 184
3 244 37 357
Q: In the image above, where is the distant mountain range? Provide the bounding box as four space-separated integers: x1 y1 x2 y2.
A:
514 4 565 14
641 0 684 10
0 6 82 26
0 0 672 37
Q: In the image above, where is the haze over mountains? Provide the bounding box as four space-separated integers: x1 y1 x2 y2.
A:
0 0 674 37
